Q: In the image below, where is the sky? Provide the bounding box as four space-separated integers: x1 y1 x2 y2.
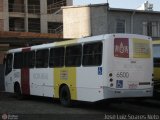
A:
73 0 160 11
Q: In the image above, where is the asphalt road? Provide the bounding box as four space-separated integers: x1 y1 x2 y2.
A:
0 92 160 120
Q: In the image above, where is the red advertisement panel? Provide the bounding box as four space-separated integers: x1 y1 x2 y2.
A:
21 47 31 95
114 38 129 58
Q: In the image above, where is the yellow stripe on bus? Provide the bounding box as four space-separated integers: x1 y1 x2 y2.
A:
154 67 160 81
55 39 77 46
54 67 77 100
53 39 78 100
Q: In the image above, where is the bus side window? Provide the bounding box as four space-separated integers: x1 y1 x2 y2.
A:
49 47 64 67
23 51 35 68
14 53 23 69
83 42 103 66
65 45 82 67
5 54 13 75
28 51 35 68
36 49 49 68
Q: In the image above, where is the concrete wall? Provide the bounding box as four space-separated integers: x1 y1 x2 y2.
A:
90 6 108 36
63 5 160 39
0 0 4 31
0 64 4 91
0 19 4 31
3 0 9 31
0 0 3 12
63 7 91 38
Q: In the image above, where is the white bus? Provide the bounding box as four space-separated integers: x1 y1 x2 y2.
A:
4 34 153 106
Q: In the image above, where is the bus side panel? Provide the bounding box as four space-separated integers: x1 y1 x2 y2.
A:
5 72 14 93
76 67 104 102
54 67 77 100
21 68 30 95
30 68 53 97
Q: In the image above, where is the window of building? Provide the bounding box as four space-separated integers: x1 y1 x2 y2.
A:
49 47 64 67
154 58 160 67
36 49 49 68
14 52 23 69
153 45 160 58
5 54 13 75
65 45 82 67
142 21 159 37
116 19 125 33
83 42 103 66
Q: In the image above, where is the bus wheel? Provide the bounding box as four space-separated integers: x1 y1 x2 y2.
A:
14 83 23 100
59 85 71 107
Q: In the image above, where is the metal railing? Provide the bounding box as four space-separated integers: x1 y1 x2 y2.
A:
28 21 41 33
9 4 40 14
47 0 66 14
9 28 25 32
9 4 25 13
48 25 63 34
9 22 25 32
28 5 40 14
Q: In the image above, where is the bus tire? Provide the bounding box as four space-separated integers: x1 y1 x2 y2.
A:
14 83 24 100
59 85 72 107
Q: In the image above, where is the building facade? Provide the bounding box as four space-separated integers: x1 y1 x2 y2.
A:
0 0 73 34
63 4 160 39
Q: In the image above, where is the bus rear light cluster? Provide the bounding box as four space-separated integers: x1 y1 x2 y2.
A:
109 73 113 77
110 83 113 87
110 78 113 82
109 73 113 87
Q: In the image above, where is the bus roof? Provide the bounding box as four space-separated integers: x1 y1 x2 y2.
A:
6 34 151 54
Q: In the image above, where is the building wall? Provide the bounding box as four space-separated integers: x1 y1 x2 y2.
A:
90 6 108 36
107 11 132 34
63 5 160 39
0 0 4 31
133 13 160 35
63 7 91 38
0 19 4 31
0 0 73 33
0 0 3 12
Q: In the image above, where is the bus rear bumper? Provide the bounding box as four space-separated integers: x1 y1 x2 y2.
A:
103 87 153 99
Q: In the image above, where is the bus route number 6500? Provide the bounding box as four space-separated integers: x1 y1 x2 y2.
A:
116 72 129 78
